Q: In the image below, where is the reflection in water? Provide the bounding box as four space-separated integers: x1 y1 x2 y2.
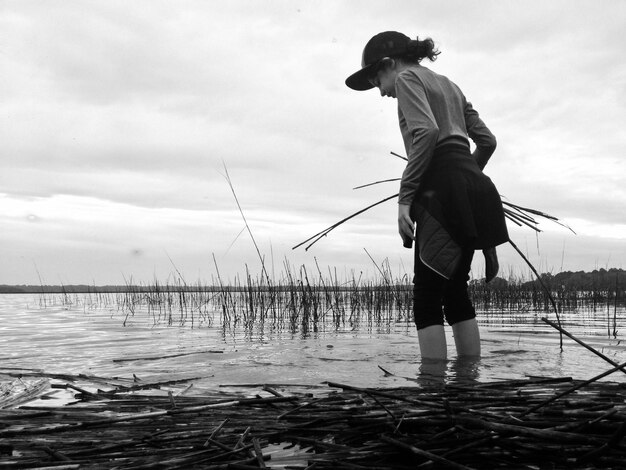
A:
449 356 481 385
416 356 481 387
417 358 447 387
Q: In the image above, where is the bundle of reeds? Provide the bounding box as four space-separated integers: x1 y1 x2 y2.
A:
293 151 573 252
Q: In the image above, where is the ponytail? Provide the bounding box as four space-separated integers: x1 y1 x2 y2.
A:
405 37 440 63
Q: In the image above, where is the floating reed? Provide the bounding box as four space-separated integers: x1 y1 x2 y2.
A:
1 372 625 469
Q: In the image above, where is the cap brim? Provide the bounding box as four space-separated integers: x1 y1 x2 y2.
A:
345 64 375 91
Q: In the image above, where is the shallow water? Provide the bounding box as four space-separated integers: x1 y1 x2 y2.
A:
1 293 625 401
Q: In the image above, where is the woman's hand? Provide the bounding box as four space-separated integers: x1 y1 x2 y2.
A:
398 204 415 248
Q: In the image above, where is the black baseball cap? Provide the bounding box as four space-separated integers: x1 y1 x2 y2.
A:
345 31 412 91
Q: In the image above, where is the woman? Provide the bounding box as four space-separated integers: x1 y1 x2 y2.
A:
346 31 509 360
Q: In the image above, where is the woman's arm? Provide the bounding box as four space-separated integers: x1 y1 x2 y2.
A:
473 145 496 171
395 71 440 247
464 100 496 170
396 72 440 205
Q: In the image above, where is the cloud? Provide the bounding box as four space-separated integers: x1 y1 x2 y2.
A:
0 0 624 284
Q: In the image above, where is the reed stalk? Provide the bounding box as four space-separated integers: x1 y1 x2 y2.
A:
222 163 271 287
541 317 626 376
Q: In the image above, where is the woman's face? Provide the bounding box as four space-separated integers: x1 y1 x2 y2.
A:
370 63 398 98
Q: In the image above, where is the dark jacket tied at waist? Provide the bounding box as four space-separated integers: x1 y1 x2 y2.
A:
411 143 509 279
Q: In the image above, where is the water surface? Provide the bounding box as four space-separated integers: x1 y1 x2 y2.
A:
1 293 625 402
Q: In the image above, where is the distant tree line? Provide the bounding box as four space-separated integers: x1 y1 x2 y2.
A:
486 268 625 292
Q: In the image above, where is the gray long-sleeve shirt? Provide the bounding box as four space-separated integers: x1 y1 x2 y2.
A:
396 65 496 206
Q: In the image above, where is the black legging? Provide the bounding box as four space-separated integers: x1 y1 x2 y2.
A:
413 247 476 329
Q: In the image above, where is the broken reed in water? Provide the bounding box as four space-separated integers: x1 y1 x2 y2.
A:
2 373 626 469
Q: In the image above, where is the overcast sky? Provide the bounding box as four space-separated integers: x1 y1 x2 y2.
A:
1 0 625 285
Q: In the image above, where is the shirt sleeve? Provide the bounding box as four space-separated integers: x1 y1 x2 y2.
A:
464 99 496 150
395 72 440 206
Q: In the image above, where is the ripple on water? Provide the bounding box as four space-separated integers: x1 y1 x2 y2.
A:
1 294 625 391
